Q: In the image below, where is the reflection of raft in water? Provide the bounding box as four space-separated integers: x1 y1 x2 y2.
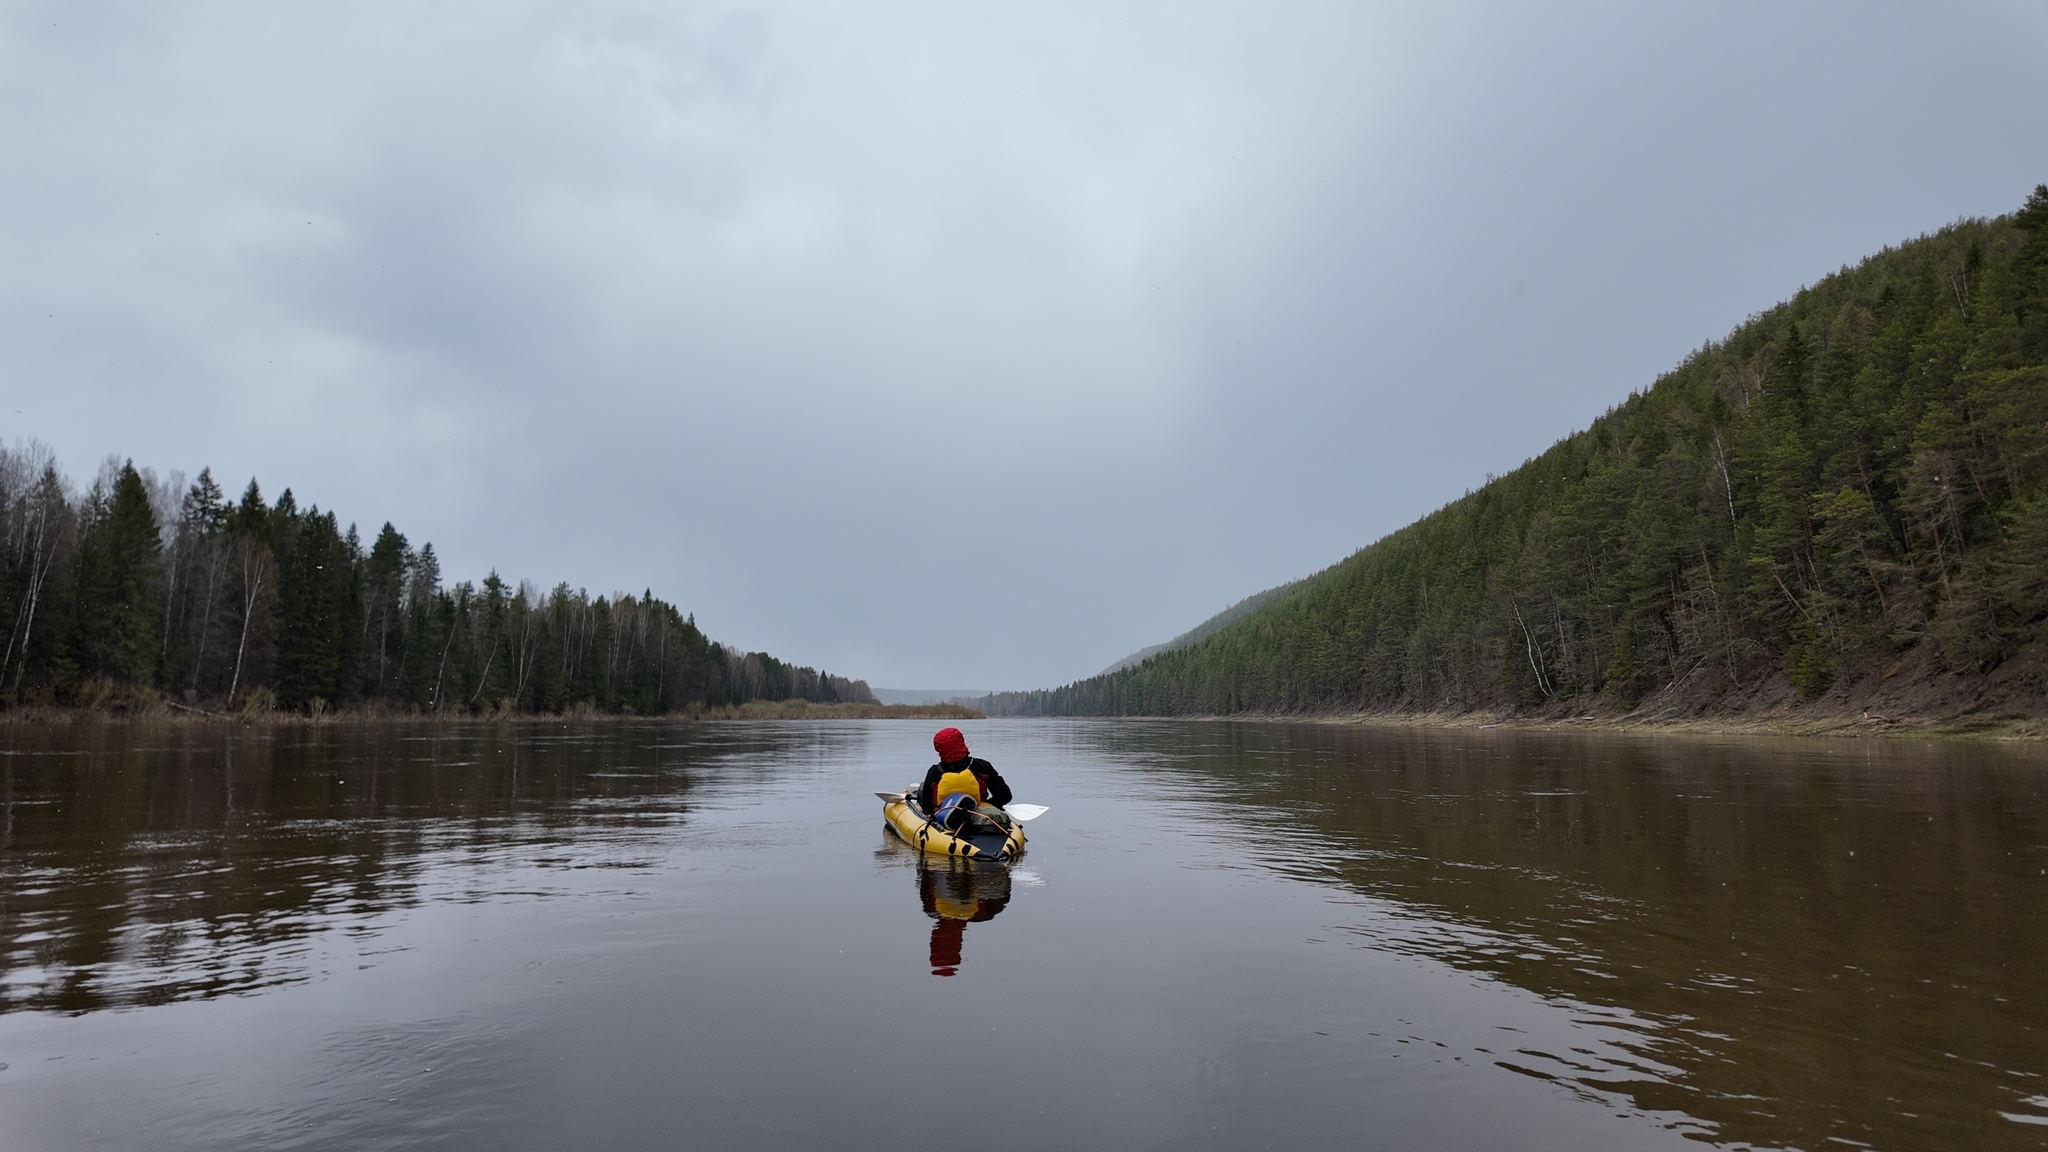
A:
878 789 1027 861
917 857 1011 977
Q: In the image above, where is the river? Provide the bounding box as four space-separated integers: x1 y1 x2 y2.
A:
1 719 2044 1149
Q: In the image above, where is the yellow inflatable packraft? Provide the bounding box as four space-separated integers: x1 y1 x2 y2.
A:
880 789 1026 861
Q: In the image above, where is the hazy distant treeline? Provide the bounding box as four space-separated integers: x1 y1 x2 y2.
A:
982 187 2048 719
0 453 872 714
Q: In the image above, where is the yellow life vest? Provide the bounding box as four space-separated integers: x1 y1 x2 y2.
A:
935 766 984 805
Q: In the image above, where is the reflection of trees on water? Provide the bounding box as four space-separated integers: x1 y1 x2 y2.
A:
918 860 1010 976
0 721 864 1014
1059 721 2048 1152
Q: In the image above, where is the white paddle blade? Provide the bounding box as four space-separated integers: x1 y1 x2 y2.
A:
874 790 909 802
1006 803 1049 821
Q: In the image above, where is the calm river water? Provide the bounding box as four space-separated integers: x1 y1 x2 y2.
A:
2 720 2045 1150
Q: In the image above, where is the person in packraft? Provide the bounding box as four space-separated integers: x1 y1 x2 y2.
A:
918 727 1013 831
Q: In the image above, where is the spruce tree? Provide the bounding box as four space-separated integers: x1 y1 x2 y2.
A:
362 524 408 695
274 508 360 711
70 462 163 688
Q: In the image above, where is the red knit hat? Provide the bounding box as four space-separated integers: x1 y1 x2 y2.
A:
933 727 970 763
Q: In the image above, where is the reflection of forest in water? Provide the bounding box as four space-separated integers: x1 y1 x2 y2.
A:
1064 722 2048 1152
0 722 853 1014
7 718 2047 1149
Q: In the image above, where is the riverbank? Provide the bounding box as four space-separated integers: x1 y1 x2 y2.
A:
1185 697 2048 742
0 699 985 726
983 638 2048 742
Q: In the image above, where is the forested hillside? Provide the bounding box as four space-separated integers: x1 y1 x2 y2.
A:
0 453 872 714
1094 579 1306 675
981 187 2048 726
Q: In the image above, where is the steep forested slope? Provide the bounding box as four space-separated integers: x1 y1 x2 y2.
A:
0 455 872 714
1095 578 1306 675
985 188 2048 725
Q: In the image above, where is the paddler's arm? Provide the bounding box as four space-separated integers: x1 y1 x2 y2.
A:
977 760 1013 807
917 763 946 811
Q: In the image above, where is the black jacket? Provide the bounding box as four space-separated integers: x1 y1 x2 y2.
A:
918 756 1013 812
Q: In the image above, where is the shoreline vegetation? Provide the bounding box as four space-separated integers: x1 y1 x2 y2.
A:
1191 704 2046 742
0 447 879 718
3 696 2029 739
0 698 983 725
969 187 2048 737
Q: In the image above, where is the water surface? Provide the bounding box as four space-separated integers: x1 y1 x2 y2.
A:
1 720 2044 1149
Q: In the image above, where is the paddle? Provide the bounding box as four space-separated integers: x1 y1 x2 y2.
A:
873 791 1048 821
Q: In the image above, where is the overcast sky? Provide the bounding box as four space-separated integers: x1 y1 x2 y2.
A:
6 1 2047 690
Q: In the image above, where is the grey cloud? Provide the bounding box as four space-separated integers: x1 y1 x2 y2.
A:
7 0 2047 687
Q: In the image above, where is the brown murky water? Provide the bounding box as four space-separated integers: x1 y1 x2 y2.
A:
1 719 2044 1150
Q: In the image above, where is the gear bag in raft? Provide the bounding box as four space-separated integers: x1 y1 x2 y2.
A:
933 792 979 831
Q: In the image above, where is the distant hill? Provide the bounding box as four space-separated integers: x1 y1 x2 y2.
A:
972 187 2048 731
1096 581 1306 675
870 688 993 706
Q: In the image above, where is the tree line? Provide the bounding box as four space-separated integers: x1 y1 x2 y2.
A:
980 187 2048 720
0 455 872 714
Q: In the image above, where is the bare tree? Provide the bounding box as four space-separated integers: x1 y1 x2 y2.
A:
227 537 274 707
1 453 71 689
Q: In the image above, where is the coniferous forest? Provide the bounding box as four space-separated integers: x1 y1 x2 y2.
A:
0 457 872 715
981 188 2048 726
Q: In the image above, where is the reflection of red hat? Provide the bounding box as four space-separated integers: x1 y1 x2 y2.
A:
933 727 970 763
